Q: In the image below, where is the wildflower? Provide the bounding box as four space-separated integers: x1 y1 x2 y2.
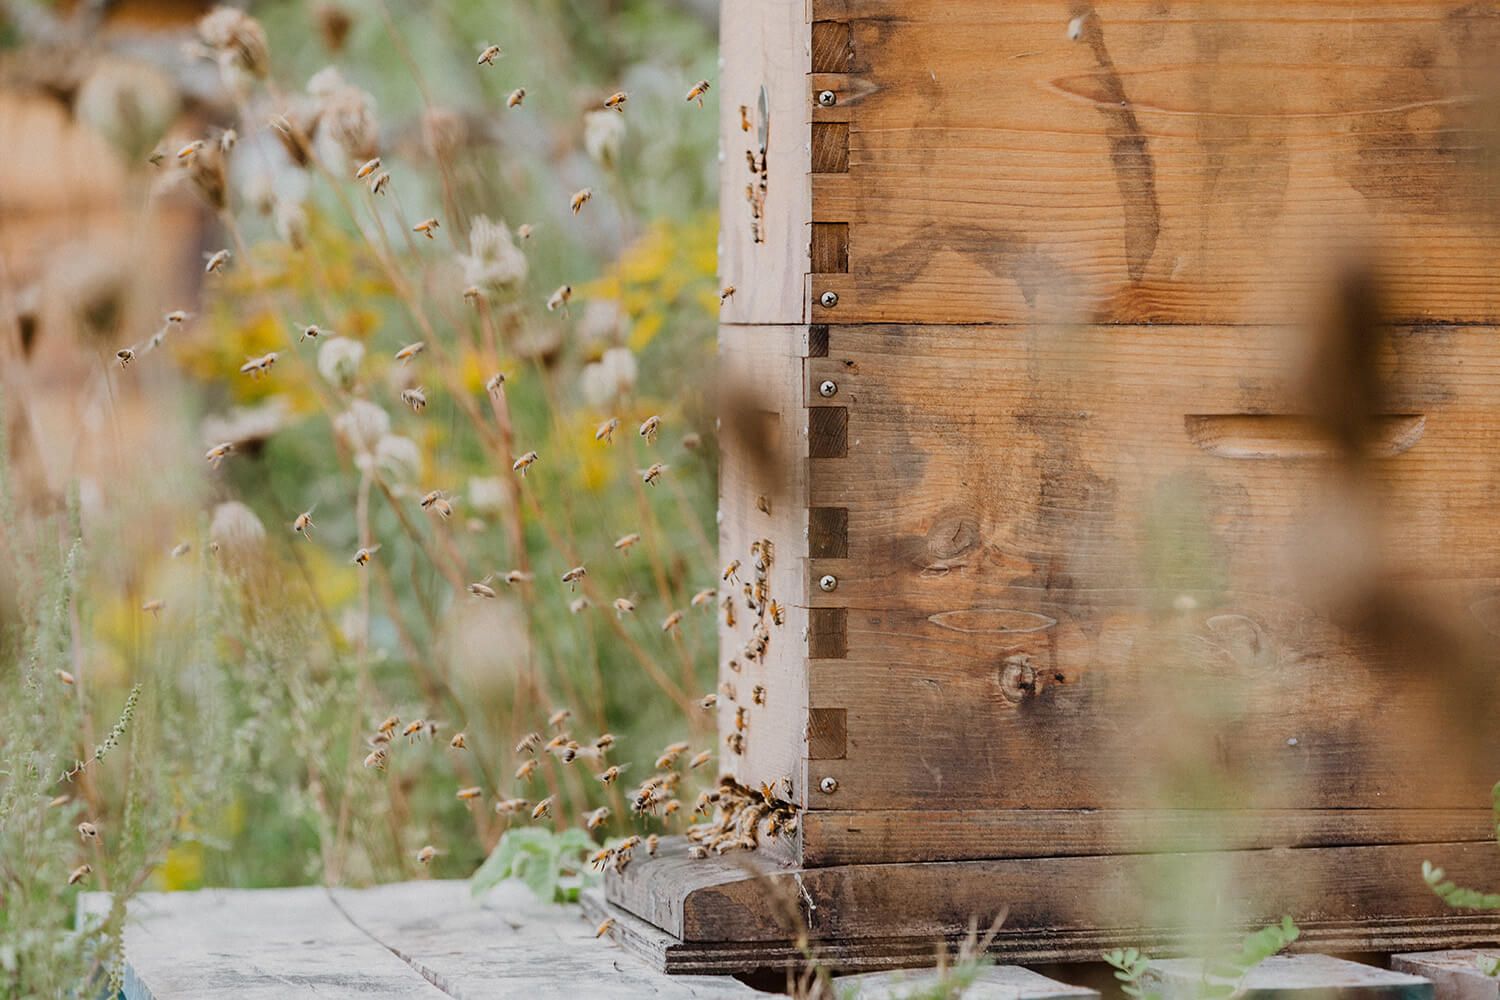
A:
209 501 266 550
577 299 630 349
307 66 378 160
317 336 365 387
579 348 637 408
274 199 307 248
467 477 508 516
422 107 466 160
198 6 270 78
372 434 422 485
458 216 528 292
334 399 390 453
583 109 625 168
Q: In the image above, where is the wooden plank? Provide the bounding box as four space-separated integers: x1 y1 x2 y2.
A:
717 0 810 326
803 0 1500 326
101 887 447 999
1392 950 1500 1000
800 809 1500 867
836 964 1099 999
797 323 1500 823
1144 955 1432 1000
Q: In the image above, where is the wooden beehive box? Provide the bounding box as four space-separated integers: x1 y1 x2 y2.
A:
604 0 1500 973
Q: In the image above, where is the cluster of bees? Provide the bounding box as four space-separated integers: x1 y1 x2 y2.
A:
717 538 780 757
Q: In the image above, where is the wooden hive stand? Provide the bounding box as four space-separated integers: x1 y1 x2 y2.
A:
601 0 1500 974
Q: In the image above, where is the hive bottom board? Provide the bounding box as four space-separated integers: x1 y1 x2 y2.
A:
596 839 1500 975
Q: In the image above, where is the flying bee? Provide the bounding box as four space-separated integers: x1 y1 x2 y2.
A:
68 864 92 886
352 545 380 566
204 249 232 274
419 488 446 509
205 442 235 469
548 708 571 730
363 746 389 770
561 565 587 590
239 352 278 378
739 105 752 131
477 43 503 65
640 463 667 486
603 91 628 112
171 542 191 558
699 693 718 710
662 799 681 817
402 720 426 742
544 734 570 753
585 806 610 831
569 597 590 614
165 310 189 325
413 217 440 239
752 685 766 706
722 560 741 584
720 285 735 303
115 349 135 368
531 796 554 820
655 743 689 769
449 732 467 750
646 834 659 856
569 188 592 214
504 570 532 585
516 223 533 240
495 798 529 816
614 532 640 554
299 323 324 342
416 845 437 865
594 733 616 752
395 342 426 364
485 372 506 397
661 610 684 634
293 509 315 539
726 731 745 755
691 588 717 609
401 387 427 413
462 286 482 304
467 580 496 599
617 835 643 852
688 750 713 770
597 765 624 785
141 599 165 617
512 451 539 476
379 715 401 736
515 758 538 781
369 731 391 747
595 417 619 444
355 156 381 180
595 917 616 938
686 79 712 107
176 139 204 160
515 732 542 754
638 415 661 443
370 171 390 195
682 432 702 450
78 821 98 841
589 847 614 871
547 284 572 314
768 600 785 626
456 786 483 801
507 88 526 108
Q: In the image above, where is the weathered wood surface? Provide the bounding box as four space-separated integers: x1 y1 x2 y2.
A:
79 881 760 999
835 963 1100 999
806 0 1500 326
1392 951 1500 1000
1145 954 1432 1000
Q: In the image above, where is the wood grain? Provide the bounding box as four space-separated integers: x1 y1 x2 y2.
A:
1392 950 1500 1000
805 1 1500 326
1144 955 1432 1000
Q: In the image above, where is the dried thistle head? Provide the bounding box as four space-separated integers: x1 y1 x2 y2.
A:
198 6 270 80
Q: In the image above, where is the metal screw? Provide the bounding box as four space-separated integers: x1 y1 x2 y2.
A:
819 574 838 592
819 379 837 398
818 90 837 107
819 776 838 794
819 290 839 308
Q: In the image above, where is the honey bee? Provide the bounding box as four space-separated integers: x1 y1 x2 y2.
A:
507 88 526 108
239 352 278 378
722 560 741 584
569 597 590 614
165 310 189 325
379 715 401 736
614 533 640 554
116 347 136 369
171 542 191 558
720 285 735 303
726 732 745 755
589 847 614 871
722 595 737 628
416 845 437 864
698 693 718 710
515 758 538 781
547 284 572 314
556 566 586 591
661 610 683 634
739 105 752 132
352 545 380 566
597 765 624 785
682 432 702 450
569 188 592 214
456 786 483 801
176 139 205 160
512 451 539 476
395 342 426 364
413 218 440 239
662 799 681 817
646 834 660 856
467 580 496 599
735 707 748 733
594 732 616 751
492 798 528 818
516 223 533 240
690 588 717 608
204 249 232 274
370 172 391 196
485 372 507 397
768 600 785 626
752 685 766 706
531 796 554 820
477 44 503 65
355 157 381 179
141 598 165 617
67 864 92 886
401 387 427 413
585 806 610 831
449 732 467 750
299 324 324 342
655 742 689 769
603 91 628 112
514 732 542 754
402 719 426 742
205 442 235 469
504 570 533 585
369 731 391 747
293 509 315 539
595 417 619 444
420 490 453 520
638 414 661 443
594 916 617 938
688 750 713 769
548 708 571 730
617 835 643 852
640 463 667 486
688 844 709 859
686 79 712 107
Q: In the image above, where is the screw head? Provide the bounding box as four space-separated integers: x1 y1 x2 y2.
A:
819 776 838 794
819 290 839 308
819 574 838 592
818 90 837 107
818 379 837 398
